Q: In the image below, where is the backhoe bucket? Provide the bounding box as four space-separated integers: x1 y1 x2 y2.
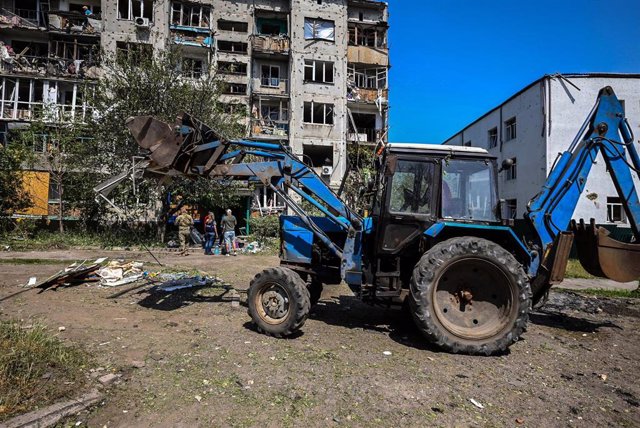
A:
571 219 640 282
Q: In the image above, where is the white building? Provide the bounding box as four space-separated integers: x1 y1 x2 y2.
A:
444 73 640 228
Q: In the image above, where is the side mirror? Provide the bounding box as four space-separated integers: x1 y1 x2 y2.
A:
498 158 514 172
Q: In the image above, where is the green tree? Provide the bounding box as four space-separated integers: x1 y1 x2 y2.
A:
84 46 246 239
0 143 33 224
12 118 90 233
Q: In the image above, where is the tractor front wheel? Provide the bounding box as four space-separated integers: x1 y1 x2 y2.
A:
248 267 311 337
409 237 531 355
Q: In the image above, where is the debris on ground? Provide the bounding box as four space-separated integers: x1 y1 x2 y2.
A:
243 241 262 254
469 398 484 409
97 373 120 386
149 275 221 293
97 261 145 287
30 259 105 290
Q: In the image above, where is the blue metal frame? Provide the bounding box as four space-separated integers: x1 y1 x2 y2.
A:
526 87 640 261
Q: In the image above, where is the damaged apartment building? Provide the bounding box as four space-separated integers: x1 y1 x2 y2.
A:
0 0 389 216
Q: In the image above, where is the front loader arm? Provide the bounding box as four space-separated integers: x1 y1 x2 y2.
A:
526 86 640 284
126 113 364 284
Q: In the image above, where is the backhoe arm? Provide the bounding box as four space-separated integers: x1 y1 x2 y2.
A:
526 86 640 283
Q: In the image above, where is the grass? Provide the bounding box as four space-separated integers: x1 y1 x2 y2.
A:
0 258 72 265
0 320 89 421
564 259 597 279
1 230 163 251
556 287 640 299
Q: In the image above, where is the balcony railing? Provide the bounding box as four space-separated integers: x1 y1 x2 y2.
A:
252 77 288 95
47 11 102 35
347 87 388 103
250 118 289 138
0 7 41 28
170 25 213 48
0 101 92 122
347 128 381 144
0 55 100 79
251 35 290 55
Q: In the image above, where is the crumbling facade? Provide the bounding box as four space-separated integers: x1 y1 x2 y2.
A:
0 0 389 216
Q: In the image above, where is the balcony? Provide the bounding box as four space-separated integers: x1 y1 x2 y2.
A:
170 24 213 48
347 46 388 67
252 77 288 96
0 55 100 79
47 11 102 35
1 101 92 123
250 118 289 139
347 87 388 103
251 35 289 55
0 7 42 29
347 128 382 144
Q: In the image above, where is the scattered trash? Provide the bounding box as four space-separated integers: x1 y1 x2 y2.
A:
469 398 484 409
600 374 608 381
516 417 525 424
194 395 202 402
58 326 66 332
97 261 145 287
33 259 105 290
382 351 392 356
26 277 36 286
150 275 217 293
243 241 262 254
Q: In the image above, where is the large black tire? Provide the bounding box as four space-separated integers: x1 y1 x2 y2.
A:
248 267 310 337
308 277 323 307
409 237 531 356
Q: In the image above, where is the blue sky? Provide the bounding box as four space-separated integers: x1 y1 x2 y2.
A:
388 0 640 143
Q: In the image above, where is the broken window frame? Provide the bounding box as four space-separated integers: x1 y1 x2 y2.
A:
348 24 387 48
171 1 211 27
222 83 247 95
217 40 248 54
505 157 517 181
347 65 386 89
180 57 205 79
304 18 335 41
607 197 627 223
260 64 280 87
116 42 152 65
303 101 334 125
118 0 153 21
488 127 498 148
504 117 517 141
304 60 334 84
217 61 247 75
217 19 248 33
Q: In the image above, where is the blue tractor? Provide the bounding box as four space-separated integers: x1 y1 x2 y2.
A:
125 86 640 355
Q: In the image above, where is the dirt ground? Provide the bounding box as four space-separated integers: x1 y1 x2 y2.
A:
1 249 639 427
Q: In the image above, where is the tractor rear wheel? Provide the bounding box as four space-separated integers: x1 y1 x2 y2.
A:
248 267 310 337
409 237 531 355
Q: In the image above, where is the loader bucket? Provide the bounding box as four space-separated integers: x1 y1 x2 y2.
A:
571 219 640 282
126 115 183 168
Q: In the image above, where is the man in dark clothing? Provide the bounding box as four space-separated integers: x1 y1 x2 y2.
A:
220 209 237 256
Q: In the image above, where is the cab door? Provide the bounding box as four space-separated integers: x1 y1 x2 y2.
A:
376 155 438 254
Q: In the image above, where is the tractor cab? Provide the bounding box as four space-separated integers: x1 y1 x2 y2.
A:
371 143 500 249
363 143 502 295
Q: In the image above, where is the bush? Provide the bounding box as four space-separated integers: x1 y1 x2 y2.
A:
250 215 280 241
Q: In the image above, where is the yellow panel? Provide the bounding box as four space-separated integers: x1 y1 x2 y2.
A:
18 171 50 216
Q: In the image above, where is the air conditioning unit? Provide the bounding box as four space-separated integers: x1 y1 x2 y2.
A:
134 17 150 28
321 166 333 176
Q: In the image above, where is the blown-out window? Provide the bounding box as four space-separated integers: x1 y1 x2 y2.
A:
303 101 333 125
304 18 335 41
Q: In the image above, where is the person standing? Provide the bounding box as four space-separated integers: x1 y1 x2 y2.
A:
175 207 193 256
203 211 218 255
220 209 237 256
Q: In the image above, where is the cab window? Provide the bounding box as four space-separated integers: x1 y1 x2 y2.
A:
389 160 434 215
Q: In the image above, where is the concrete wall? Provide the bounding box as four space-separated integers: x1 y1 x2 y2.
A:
289 0 349 185
444 81 547 219
547 76 640 225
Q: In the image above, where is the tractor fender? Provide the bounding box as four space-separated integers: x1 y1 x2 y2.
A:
424 222 534 275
